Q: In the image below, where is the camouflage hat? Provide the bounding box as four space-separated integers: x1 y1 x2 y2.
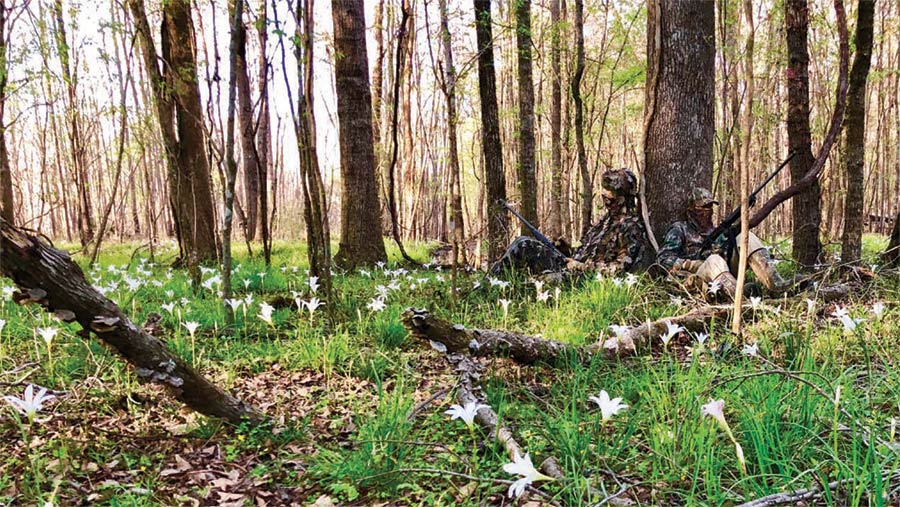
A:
688 187 718 208
601 168 638 197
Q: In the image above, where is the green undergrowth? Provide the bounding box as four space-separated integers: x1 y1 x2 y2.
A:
1 237 900 506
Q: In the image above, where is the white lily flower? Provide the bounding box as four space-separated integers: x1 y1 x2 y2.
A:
612 278 624 287
701 398 727 429
258 303 275 325
183 321 200 337
588 390 629 421
502 451 554 498
595 271 604 281
37 327 58 346
839 314 865 333
805 298 816 312
444 401 489 428
872 302 885 319
536 290 550 302
376 261 386 270
0 319 5 333
225 298 243 311
749 296 762 309
694 332 709 345
707 280 721 295
3 384 55 422
499 298 511 320
660 320 683 347
359 269 371 278
308 276 320 294
302 298 325 317
625 273 638 287
367 297 386 312
161 302 176 314
831 305 849 319
533 279 544 292
243 278 252 289
741 341 759 357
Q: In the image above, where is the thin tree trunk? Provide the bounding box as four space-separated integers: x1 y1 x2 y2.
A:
516 0 537 231
474 0 508 262
233 0 260 243
548 0 563 240
733 0 755 334
256 0 271 265
221 0 244 325
0 0 13 224
438 0 465 265
572 0 591 237
785 0 822 268
52 0 93 248
840 0 875 264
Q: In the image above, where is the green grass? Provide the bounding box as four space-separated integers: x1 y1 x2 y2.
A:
1 236 899 505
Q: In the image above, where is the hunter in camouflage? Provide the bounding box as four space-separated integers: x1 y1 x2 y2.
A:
657 187 789 298
491 168 650 275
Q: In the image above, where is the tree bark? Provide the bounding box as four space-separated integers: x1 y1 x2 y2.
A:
0 0 12 225
222 0 244 325
128 0 218 271
438 0 466 265
474 0 508 262
572 0 591 237
290 0 333 297
256 0 271 265
0 219 261 423
233 1 261 243
332 0 387 269
785 0 821 268
840 0 875 264
643 0 715 241
516 0 537 232
52 0 93 248
548 0 563 240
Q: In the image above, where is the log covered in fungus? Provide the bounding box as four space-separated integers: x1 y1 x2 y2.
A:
0 219 262 424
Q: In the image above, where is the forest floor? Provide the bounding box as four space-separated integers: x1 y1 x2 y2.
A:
1 237 900 506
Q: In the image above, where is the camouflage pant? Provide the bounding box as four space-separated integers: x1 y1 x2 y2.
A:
490 236 567 275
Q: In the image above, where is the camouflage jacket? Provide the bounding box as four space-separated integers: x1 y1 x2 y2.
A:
657 221 729 270
573 213 648 273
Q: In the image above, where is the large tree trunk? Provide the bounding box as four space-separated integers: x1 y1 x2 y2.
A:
0 0 13 224
0 219 261 423
547 0 563 240
474 0 508 262
572 0 591 237
128 0 218 271
516 0 537 232
785 0 821 268
439 0 466 265
840 0 875 264
332 0 387 269
643 0 715 242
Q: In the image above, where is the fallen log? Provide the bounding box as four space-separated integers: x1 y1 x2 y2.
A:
403 285 850 365
0 220 262 424
402 306 728 362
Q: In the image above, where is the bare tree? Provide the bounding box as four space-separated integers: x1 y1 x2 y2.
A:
572 0 591 236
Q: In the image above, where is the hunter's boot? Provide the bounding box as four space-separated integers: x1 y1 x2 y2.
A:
748 248 790 293
712 271 738 300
